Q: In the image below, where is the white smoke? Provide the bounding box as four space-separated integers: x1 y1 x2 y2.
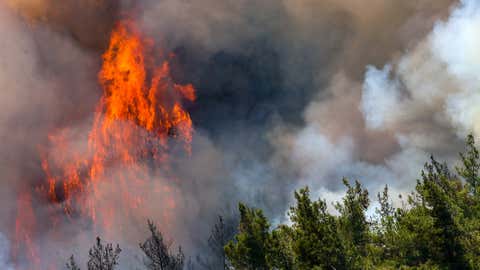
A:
0 0 464 268
432 0 480 137
278 0 480 210
0 233 14 270
357 0 480 195
361 65 401 129
361 0 480 139
273 72 428 209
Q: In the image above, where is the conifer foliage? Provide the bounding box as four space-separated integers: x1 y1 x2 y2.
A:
225 135 480 269
65 135 480 269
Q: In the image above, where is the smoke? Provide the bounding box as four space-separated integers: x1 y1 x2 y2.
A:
139 0 457 219
2 0 475 268
282 0 480 213
0 0 98 230
0 2 110 268
0 233 14 270
5 0 118 48
360 0 480 152
361 65 402 129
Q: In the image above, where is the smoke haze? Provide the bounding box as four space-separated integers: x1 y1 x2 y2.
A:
4 0 480 268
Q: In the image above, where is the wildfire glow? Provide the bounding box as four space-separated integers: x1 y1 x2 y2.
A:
14 19 195 269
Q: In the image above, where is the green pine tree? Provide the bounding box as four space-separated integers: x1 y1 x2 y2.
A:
335 179 370 269
225 203 271 270
289 187 346 269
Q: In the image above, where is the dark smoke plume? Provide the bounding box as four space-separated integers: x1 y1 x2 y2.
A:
2 0 472 268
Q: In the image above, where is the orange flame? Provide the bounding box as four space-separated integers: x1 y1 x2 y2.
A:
14 19 195 269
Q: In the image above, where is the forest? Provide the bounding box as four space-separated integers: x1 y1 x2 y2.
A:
66 135 480 270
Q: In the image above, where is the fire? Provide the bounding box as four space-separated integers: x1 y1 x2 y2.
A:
13 19 195 268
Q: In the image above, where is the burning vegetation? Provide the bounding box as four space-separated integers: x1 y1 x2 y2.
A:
5 0 480 269
59 135 480 269
13 19 195 269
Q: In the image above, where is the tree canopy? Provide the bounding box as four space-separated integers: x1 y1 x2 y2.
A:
65 135 480 269
225 135 480 269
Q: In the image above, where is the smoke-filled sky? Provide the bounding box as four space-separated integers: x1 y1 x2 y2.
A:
2 0 480 268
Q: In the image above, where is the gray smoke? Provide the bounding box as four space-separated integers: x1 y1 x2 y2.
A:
0 233 14 270
280 0 479 214
1 0 471 269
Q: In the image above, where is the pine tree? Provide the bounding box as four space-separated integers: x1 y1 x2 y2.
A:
266 225 294 270
335 179 370 269
60 135 480 270
197 215 236 270
377 185 394 224
457 134 480 196
224 203 270 270
140 220 185 270
66 255 81 270
289 187 345 269
372 185 396 264
415 157 469 269
87 237 121 270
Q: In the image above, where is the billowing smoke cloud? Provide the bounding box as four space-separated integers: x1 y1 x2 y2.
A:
282 0 480 213
136 0 457 217
361 0 480 158
360 1 480 138
5 0 118 48
1 0 471 268
0 0 101 226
